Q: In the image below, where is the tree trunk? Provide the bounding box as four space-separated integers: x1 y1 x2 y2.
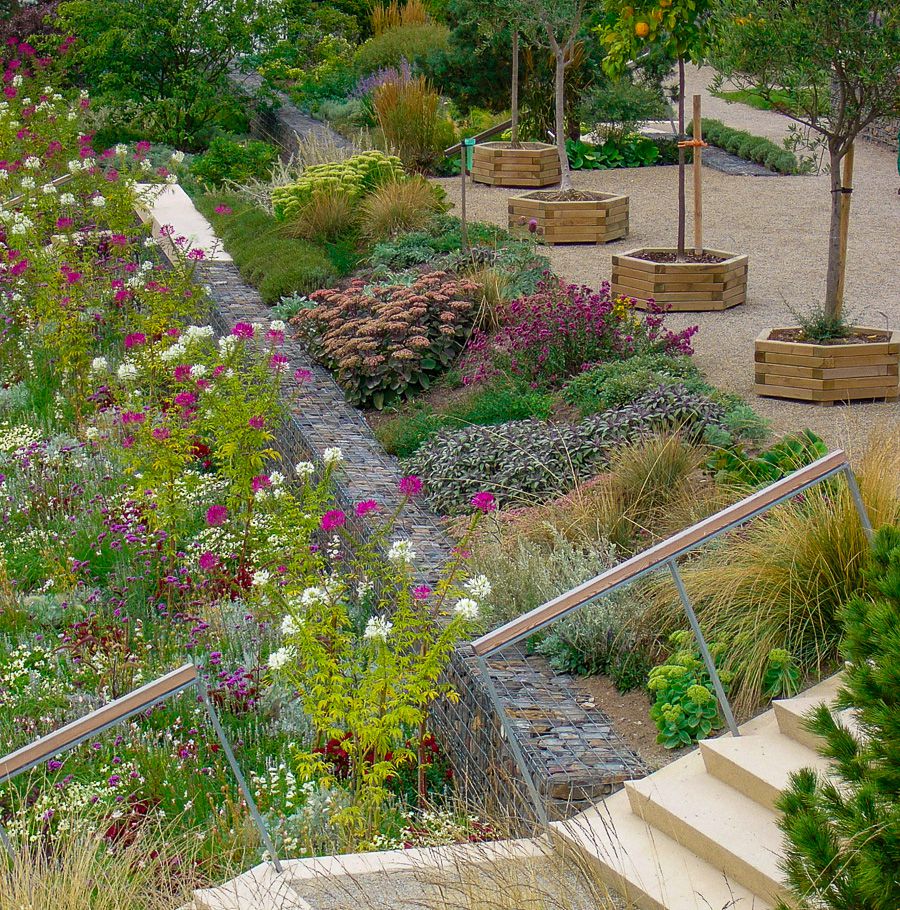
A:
676 57 686 258
510 31 520 147
824 143 847 319
554 46 571 192
833 143 854 318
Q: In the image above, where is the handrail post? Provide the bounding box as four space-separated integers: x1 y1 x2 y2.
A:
842 465 874 543
196 679 284 873
667 560 740 738
476 653 550 829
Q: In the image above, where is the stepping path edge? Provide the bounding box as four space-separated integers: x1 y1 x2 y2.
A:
191 251 647 826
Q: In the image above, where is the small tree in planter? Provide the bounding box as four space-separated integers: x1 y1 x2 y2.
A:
467 2 562 187
712 0 900 321
598 0 750 306
501 0 633 244
713 0 900 402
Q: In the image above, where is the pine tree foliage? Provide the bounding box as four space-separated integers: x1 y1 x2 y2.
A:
776 524 900 910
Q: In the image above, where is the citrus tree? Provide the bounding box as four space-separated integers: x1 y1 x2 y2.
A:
711 0 900 320
599 0 713 256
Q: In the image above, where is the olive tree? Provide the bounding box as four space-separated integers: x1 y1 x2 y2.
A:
711 0 900 318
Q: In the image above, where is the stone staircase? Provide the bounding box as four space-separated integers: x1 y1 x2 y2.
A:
556 673 849 910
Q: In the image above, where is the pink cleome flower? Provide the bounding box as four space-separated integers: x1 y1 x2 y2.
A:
124 332 146 349
206 505 228 526
199 551 219 571
320 509 346 532
471 491 497 513
232 322 254 339
355 499 379 517
248 415 265 429
398 475 423 497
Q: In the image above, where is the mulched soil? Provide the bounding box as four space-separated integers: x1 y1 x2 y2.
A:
575 674 691 772
526 190 610 202
631 249 728 264
769 327 892 345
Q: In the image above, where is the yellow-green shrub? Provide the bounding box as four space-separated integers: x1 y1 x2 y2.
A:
271 150 404 221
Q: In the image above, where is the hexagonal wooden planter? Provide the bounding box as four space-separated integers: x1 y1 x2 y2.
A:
755 327 899 404
508 191 629 245
611 248 748 312
471 141 560 188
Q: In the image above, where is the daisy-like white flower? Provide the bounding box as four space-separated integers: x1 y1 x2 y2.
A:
90 356 108 374
453 598 480 621
295 461 314 479
464 575 492 600
323 447 343 466
387 539 415 565
364 615 393 641
117 362 138 381
281 614 302 636
252 569 271 587
267 646 295 670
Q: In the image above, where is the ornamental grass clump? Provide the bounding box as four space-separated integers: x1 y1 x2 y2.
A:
640 427 900 713
460 279 698 389
359 175 445 240
294 271 479 409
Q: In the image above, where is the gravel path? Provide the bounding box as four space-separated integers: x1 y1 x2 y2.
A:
434 67 900 452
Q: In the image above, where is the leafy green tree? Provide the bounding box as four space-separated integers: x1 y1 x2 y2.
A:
58 0 277 147
776 524 900 910
711 0 900 320
599 0 713 256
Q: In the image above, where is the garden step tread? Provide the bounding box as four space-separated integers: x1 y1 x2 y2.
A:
558 790 774 910
699 730 830 810
774 686 859 751
193 864 310 910
624 751 787 903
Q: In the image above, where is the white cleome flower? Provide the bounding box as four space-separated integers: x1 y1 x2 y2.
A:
281 614 302 636
84 426 100 441
323 447 343 467
252 569 271 587
269 471 285 487
295 461 314 479
90 356 108 374
453 598 480 621
364 615 393 641
299 586 327 607
23 156 41 170
269 319 286 332
59 192 75 205
387 539 415 565
91 195 106 208
189 364 207 378
464 575 492 601
170 150 185 164
267 647 295 671
117 362 138 381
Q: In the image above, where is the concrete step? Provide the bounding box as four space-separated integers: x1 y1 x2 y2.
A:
774 697 858 753
558 790 774 910
625 753 787 905
193 863 310 910
700 731 830 811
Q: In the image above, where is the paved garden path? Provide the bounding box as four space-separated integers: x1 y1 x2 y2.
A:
436 66 900 453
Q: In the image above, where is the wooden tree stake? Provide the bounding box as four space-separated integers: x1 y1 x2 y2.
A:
692 94 703 255
834 142 854 315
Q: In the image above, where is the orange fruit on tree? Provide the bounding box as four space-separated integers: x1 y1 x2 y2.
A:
652 8 663 21
635 20 650 36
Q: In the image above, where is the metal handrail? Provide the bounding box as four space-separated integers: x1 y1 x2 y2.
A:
471 450 875 825
0 664 283 871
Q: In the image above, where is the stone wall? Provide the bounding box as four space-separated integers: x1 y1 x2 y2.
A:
860 117 899 153
199 260 647 827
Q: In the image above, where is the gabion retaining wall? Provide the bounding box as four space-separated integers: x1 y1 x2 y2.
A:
199 261 647 826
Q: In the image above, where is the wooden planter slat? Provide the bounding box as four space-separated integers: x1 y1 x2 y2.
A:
509 191 629 245
755 327 900 404
472 142 561 188
611 249 748 311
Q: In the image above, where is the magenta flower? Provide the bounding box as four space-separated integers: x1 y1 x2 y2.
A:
471 491 497 513
214 205 233 215
121 435 135 449
294 368 313 383
206 505 228 526
199 551 219 571
152 427 171 441
355 499 379 517
174 391 196 408
232 322 254 339
251 475 270 493
173 364 191 381
124 332 146 349
320 509 346 532
412 585 432 601
187 248 205 261
398 475 423 497
56 216 73 229
248 415 265 429
270 354 289 372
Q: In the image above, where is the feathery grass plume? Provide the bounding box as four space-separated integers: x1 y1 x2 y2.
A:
287 188 360 242
371 0 429 34
639 427 900 714
373 75 450 172
359 176 443 241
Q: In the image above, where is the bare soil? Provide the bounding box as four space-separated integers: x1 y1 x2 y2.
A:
575 675 691 772
768 327 892 345
526 190 609 202
631 249 728 264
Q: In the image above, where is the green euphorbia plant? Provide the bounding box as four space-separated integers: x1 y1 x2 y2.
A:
599 0 714 256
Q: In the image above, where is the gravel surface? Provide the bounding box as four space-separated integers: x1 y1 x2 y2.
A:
434 67 900 453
